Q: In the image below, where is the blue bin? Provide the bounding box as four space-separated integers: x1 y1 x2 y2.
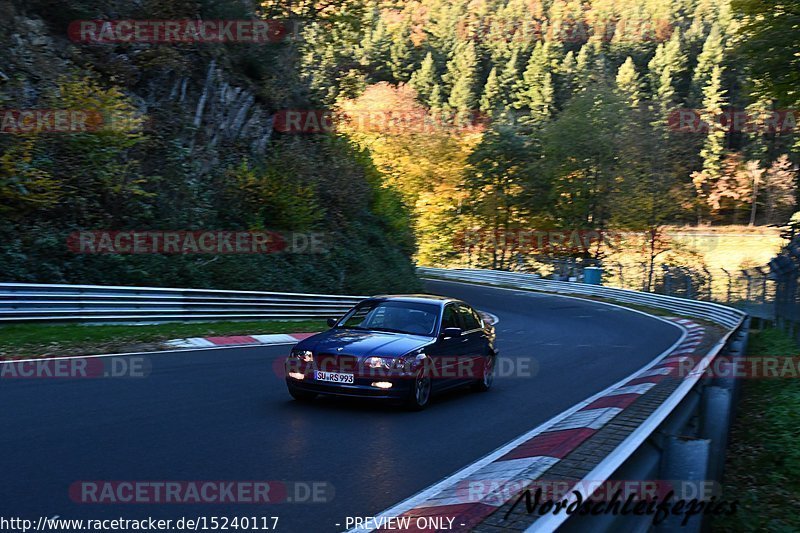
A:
583 267 603 285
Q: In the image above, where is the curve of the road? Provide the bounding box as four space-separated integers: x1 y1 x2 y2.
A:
0 280 682 532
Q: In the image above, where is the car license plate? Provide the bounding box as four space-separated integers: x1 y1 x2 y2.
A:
314 370 354 384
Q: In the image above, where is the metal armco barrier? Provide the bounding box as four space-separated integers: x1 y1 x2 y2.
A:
419 267 748 533
419 267 744 329
0 283 367 323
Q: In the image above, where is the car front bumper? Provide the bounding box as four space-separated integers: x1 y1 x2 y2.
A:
285 373 416 400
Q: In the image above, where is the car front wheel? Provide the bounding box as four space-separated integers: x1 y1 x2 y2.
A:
405 371 431 411
472 354 495 392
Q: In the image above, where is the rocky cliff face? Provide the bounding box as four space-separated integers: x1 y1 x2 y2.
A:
2 3 281 166
0 0 421 294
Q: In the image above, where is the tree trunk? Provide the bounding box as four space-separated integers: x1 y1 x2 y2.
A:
647 227 658 292
748 175 760 226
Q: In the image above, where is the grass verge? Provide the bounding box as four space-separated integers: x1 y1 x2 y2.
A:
0 320 326 359
715 328 800 531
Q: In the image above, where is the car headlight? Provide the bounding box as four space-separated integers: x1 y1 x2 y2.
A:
363 356 416 371
396 355 421 371
364 356 392 370
289 350 313 363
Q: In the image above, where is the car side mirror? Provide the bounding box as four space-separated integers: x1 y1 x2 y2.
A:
327 317 338 327
440 327 462 339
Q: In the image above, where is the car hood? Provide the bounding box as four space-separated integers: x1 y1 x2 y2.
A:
297 329 433 357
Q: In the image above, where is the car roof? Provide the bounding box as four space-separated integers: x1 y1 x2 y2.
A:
367 294 458 306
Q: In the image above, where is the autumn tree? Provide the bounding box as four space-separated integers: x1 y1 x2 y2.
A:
462 125 536 269
763 155 797 224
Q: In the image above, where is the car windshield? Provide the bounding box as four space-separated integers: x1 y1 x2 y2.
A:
337 300 439 336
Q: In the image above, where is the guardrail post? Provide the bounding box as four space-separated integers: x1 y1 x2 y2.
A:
723 320 750 420
725 337 745 409
741 270 753 303
699 385 732 484
721 267 732 302
685 269 694 300
662 265 672 296
657 436 711 532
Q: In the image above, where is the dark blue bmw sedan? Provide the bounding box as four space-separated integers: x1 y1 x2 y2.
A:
285 295 497 410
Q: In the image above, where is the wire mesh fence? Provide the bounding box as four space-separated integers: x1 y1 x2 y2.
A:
446 226 800 327
503 254 778 322
768 233 800 335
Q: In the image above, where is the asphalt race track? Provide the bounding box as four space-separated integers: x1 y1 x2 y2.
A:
0 280 682 532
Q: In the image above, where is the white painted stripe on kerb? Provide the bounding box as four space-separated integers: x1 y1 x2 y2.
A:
603 383 656 396
416 456 561 509
251 334 299 344
164 337 216 348
546 407 623 432
659 356 693 367
635 367 673 378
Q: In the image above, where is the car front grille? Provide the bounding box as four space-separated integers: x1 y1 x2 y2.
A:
314 353 359 373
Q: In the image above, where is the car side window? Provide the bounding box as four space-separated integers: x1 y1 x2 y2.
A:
457 304 481 331
441 304 460 330
340 303 376 328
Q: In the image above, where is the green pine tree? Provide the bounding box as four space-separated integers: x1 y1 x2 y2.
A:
389 23 414 83
480 67 502 114
497 49 521 108
615 56 641 107
652 66 676 131
558 50 577 102
648 29 686 96
663 29 687 78
410 52 438 105
700 65 727 181
430 83 444 110
515 41 554 125
691 24 724 103
445 41 479 112
574 42 594 92
359 13 392 81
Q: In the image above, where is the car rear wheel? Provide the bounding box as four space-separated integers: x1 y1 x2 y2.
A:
288 385 317 402
405 371 431 411
472 355 495 392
